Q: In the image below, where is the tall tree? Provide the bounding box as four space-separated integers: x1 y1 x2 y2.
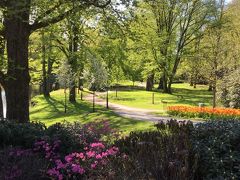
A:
0 0 111 122
138 0 209 93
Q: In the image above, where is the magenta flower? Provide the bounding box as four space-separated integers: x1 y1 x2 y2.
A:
86 151 96 158
90 142 105 149
95 154 102 159
107 147 119 155
65 155 73 162
72 164 85 174
91 163 97 169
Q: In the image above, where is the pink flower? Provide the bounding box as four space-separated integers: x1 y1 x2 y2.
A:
55 160 65 169
86 151 96 158
47 168 60 176
65 155 73 162
107 147 119 156
91 163 97 169
72 164 85 174
58 174 63 180
76 153 85 159
101 152 108 157
95 154 102 159
90 143 105 149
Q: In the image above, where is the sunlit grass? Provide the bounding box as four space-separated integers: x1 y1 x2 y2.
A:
30 90 154 133
101 83 213 111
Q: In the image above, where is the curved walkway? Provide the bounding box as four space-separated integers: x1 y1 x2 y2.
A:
84 92 203 123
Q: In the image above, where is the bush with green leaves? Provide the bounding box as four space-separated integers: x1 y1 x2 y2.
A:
218 69 240 108
0 121 46 148
191 120 240 179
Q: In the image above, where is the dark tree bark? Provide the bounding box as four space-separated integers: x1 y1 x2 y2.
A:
146 73 154 91
158 77 164 90
0 36 4 67
0 87 3 119
208 84 213 91
41 31 50 97
1 0 111 122
158 72 168 93
78 78 83 94
69 25 78 103
4 0 31 122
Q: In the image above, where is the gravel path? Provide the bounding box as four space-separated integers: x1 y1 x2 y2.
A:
84 92 203 124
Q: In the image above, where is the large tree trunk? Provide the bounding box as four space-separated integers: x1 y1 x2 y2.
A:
158 71 168 93
69 25 78 103
41 31 50 97
0 37 4 119
0 87 3 119
0 36 4 67
5 0 31 123
146 73 154 91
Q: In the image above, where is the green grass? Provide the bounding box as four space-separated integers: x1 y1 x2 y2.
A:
30 90 154 133
101 83 213 111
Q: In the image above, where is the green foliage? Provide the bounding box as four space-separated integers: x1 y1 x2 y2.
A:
83 55 108 91
191 120 240 179
0 121 46 148
57 60 75 89
218 69 240 108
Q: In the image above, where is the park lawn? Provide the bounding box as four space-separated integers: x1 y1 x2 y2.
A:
30 90 154 133
100 83 213 111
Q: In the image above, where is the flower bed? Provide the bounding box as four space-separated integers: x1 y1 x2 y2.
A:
168 106 240 119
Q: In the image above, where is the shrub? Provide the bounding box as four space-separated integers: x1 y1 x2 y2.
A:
45 120 118 154
0 121 46 148
191 120 240 179
111 120 197 180
0 147 48 180
218 69 240 108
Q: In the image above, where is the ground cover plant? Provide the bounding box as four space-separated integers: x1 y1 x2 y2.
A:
168 106 240 119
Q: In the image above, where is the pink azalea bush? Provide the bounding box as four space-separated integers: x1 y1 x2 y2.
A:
43 141 118 179
0 120 121 179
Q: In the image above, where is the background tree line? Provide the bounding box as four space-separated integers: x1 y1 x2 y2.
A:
0 0 239 122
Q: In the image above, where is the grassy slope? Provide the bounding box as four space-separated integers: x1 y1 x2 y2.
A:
30 90 154 133
102 83 212 111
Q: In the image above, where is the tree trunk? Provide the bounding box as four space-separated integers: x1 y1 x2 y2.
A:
146 73 154 91
213 85 216 108
0 87 3 119
167 81 172 94
158 71 168 93
208 84 213 91
69 23 78 103
158 77 164 90
41 31 50 97
5 3 31 122
0 36 4 67
0 37 4 119
78 78 83 91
